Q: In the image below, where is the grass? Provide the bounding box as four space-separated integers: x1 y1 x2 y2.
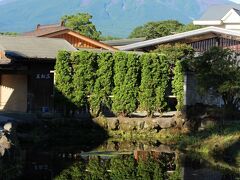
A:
107 122 240 173
155 123 240 173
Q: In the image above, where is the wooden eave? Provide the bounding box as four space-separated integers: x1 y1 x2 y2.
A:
39 29 118 51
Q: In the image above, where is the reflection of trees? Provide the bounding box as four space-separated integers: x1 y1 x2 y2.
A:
55 153 178 180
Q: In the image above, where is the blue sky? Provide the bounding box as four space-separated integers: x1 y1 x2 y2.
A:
230 0 240 3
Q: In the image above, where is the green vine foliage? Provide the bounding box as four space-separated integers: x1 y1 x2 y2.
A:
139 53 169 117
112 53 140 116
55 50 73 107
89 52 114 117
72 51 97 108
172 60 184 111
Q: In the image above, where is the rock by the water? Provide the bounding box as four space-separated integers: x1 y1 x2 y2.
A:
4 122 12 132
157 118 176 129
0 135 11 156
107 118 119 131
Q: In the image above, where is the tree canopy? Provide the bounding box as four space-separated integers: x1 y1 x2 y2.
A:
129 20 201 39
192 47 240 111
0 32 18 36
62 13 101 40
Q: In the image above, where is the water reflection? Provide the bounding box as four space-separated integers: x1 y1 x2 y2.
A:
0 124 23 180
55 153 178 180
0 138 239 180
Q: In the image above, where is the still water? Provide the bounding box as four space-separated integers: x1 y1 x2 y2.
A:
0 138 239 180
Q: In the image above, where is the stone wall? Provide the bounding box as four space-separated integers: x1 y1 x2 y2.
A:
93 116 177 133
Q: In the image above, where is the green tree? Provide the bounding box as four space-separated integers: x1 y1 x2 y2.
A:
112 52 128 115
129 21 201 39
0 32 18 36
153 43 194 111
172 61 184 111
112 53 140 116
90 52 114 116
129 20 184 39
193 47 240 112
139 53 169 116
55 50 74 113
153 43 194 66
72 51 97 108
62 13 101 40
177 23 202 33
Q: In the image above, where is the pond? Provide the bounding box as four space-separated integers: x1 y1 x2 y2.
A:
1 138 239 180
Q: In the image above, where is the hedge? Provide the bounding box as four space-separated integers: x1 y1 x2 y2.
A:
55 50 184 117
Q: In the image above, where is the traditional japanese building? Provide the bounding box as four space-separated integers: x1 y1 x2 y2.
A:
0 36 76 113
23 22 117 51
119 26 240 52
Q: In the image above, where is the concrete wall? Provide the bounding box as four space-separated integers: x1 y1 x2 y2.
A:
184 72 224 107
0 74 27 112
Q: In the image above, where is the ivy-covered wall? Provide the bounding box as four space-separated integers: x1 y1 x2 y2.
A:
55 49 185 117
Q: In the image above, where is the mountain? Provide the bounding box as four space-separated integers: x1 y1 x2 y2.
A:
0 0 236 37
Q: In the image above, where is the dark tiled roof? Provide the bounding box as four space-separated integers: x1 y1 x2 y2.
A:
0 36 76 59
22 23 69 37
101 37 146 46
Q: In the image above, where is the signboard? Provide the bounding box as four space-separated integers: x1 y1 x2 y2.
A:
35 74 51 80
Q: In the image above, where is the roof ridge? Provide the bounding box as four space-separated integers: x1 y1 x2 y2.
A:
119 26 240 51
0 35 69 42
37 21 64 29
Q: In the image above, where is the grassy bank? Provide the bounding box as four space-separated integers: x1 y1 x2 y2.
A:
157 123 240 173
107 121 240 173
